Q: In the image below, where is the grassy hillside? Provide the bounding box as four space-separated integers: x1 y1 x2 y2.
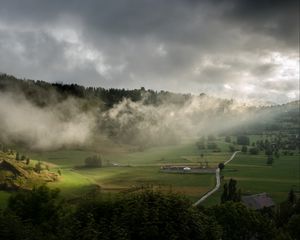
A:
0 151 60 207
0 151 58 190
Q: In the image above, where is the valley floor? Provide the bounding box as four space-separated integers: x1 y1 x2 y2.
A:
1 136 299 207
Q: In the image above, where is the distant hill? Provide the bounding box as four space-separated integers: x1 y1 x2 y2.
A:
0 73 299 149
1 72 298 109
0 73 193 108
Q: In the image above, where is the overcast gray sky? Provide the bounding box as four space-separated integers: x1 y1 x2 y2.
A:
0 0 299 103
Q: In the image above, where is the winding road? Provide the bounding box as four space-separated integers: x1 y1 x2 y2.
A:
193 151 240 206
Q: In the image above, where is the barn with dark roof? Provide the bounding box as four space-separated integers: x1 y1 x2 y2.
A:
242 193 275 210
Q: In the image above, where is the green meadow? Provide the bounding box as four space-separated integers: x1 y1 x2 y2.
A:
1 135 299 207
204 152 300 206
28 141 219 201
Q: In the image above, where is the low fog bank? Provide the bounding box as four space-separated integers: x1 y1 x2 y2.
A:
101 94 284 147
0 92 96 150
0 84 293 151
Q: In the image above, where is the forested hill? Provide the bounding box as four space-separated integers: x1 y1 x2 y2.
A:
0 73 194 108
0 73 298 149
1 73 298 110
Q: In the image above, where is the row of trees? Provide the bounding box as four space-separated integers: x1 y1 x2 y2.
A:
1 185 299 240
234 134 299 155
0 73 193 109
84 155 102 168
196 136 220 152
0 145 31 165
15 152 30 164
221 179 241 203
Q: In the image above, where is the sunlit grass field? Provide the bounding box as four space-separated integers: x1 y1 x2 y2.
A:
2 135 298 208
29 141 219 200
73 166 215 199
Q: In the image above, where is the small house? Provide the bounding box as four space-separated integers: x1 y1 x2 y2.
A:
242 192 275 210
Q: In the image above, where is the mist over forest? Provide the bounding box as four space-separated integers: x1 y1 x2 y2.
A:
0 73 298 150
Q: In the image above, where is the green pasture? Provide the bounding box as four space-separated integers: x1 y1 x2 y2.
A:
48 170 95 198
105 142 201 165
27 141 221 200
27 141 232 168
29 150 98 168
2 136 298 207
204 152 300 206
74 166 215 198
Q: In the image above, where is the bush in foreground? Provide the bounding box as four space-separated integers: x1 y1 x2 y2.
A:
1 186 298 240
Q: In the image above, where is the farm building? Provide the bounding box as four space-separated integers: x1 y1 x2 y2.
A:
160 165 215 174
242 193 275 210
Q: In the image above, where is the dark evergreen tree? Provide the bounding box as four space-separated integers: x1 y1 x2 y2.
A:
267 155 274 165
84 155 102 168
228 178 238 201
34 162 42 173
249 147 259 154
221 179 241 203
241 145 247 153
237 136 250 145
288 189 296 204
221 183 228 203
218 162 225 170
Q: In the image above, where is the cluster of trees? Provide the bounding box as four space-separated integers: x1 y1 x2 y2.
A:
84 155 102 168
227 135 251 153
255 134 299 154
237 135 250 146
0 185 299 240
221 179 241 203
196 135 220 152
1 148 50 175
34 162 42 173
228 133 299 165
254 134 299 165
0 145 31 165
0 144 14 155
15 152 30 164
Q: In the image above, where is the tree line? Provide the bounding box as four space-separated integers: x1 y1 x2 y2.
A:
0 73 193 109
0 185 299 240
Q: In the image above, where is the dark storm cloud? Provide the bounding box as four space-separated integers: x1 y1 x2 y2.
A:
0 0 297 45
221 0 299 47
0 0 298 103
